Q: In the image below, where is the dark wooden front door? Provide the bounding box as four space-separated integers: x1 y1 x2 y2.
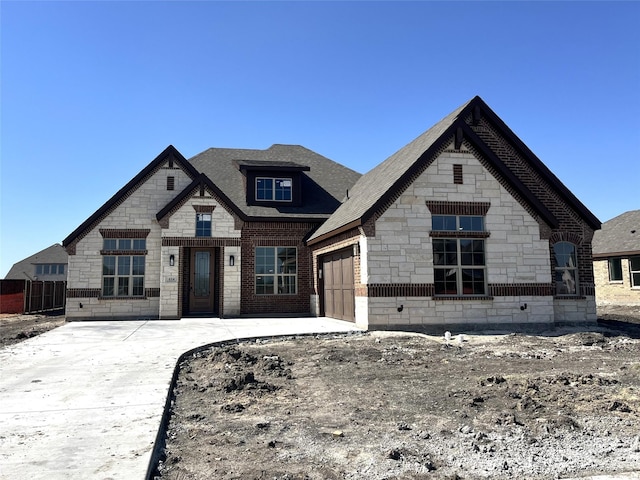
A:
189 249 215 314
321 249 355 322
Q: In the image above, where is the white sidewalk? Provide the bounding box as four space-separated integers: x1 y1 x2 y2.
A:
0 317 361 480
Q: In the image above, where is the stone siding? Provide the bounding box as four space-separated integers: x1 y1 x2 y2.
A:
66 162 193 320
364 141 588 328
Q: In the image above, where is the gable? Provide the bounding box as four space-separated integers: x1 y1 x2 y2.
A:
62 146 199 253
156 174 244 232
308 96 600 245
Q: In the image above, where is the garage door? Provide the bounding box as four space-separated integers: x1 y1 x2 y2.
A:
322 249 355 322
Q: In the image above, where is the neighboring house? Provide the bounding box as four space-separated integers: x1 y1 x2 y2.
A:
4 244 68 281
63 96 601 331
592 210 640 306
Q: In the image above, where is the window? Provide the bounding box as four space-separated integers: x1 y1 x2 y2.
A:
103 239 146 251
608 258 623 282
101 238 146 297
431 215 487 296
554 242 578 295
255 247 297 295
631 256 640 288
35 264 65 276
432 215 484 232
433 239 486 295
256 177 292 202
196 213 212 237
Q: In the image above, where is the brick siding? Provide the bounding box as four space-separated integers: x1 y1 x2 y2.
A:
241 222 319 315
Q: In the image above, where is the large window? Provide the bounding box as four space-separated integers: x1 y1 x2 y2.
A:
631 256 640 288
608 258 623 282
432 215 486 296
196 213 212 237
554 242 578 295
433 239 486 295
255 247 297 295
102 238 146 297
256 177 292 202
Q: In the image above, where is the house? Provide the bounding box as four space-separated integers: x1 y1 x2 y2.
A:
62 145 360 320
592 210 640 306
63 96 601 331
2 244 68 314
4 243 68 281
307 96 601 331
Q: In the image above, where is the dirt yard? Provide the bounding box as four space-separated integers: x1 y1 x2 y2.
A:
2 309 639 478
154 309 640 480
0 312 65 348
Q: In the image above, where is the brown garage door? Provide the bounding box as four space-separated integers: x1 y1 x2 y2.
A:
322 249 355 322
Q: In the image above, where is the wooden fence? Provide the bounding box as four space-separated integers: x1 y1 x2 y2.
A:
0 280 66 314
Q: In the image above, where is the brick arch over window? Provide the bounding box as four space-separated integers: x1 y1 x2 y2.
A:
549 231 583 246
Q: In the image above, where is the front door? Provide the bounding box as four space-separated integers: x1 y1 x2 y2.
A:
189 249 215 314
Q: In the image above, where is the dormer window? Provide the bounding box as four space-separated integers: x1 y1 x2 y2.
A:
237 160 309 207
256 177 292 202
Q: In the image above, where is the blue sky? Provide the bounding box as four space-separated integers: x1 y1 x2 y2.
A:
1 1 639 277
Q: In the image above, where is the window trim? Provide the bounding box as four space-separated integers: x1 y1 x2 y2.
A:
630 256 640 289
608 257 623 283
254 246 298 295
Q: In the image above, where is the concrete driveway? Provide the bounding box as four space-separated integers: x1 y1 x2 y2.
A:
0 317 361 480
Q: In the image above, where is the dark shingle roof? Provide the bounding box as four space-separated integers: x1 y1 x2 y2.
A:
592 210 640 257
5 244 68 280
189 144 361 220
308 99 472 242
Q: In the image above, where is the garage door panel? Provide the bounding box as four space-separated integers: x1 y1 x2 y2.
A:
322 249 355 322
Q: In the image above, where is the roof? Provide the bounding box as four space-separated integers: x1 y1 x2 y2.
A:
188 144 361 220
308 95 600 244
156 173 246 223
4 244 68 280
592 210 640 258
63 144 361 250
308 99 471 243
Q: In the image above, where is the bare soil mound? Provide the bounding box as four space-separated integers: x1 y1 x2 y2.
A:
0 313 65 348
154 326 640 480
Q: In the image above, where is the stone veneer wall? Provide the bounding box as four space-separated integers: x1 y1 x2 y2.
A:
366 143 556 330
223 245 242 316
66 162 193 320
159 190 242 318
470 116 597 305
